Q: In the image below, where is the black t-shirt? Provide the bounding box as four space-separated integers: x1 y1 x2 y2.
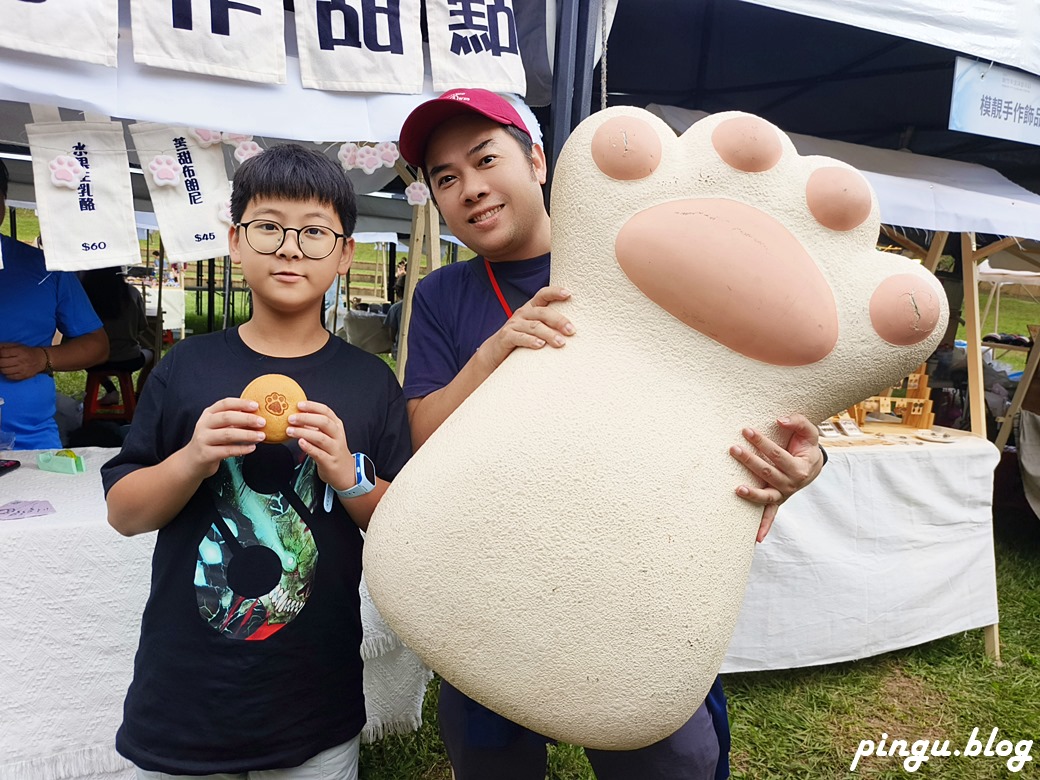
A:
102 327 412 774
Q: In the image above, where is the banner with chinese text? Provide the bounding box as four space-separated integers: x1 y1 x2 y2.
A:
26 121 140 271
0 0 118 66
130 0 286 84
950 57 1040 147
128 124 233 263
295 0 424 92
427 0 527 95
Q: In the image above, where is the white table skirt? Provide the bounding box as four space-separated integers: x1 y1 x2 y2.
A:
0 448 429 780
722 429 1000 672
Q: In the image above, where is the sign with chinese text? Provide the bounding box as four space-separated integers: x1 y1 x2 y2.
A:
949 57 1040 147
26 121 140 271
427 0 526 94
295 0 424 92
0 0 118 66
128 123 233 263
130 0 286 84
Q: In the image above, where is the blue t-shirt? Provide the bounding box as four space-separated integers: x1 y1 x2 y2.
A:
402 253 731 778
403 254 550 399
0 235 102 449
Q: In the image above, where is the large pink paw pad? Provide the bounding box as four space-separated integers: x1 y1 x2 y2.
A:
711 116 782 173
616 199 838 366
806 167 872 231
870 275 942 345
591 116 661 181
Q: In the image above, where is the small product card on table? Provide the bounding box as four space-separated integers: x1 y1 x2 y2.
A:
0 500 56 520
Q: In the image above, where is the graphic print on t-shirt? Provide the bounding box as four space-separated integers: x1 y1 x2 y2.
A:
197 446 319 640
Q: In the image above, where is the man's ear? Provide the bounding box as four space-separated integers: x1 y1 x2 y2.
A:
531 144 548 186
337 236 356 276
228 224 241 265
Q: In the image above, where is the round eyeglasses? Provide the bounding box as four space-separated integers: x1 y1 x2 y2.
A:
237 219 346 260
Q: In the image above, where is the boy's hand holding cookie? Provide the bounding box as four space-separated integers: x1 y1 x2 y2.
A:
185 398 268 478
285 400 357 493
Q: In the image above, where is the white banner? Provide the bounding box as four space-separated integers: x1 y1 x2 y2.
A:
949 57 1040 148
295 0 424 93
427 0 527 95
26 121 140 271
0 0 118 67
130 0 286 84
128 124 233 263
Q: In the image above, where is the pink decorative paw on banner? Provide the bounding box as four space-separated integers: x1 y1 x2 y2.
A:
375 141 400 168
217 197 234 226
148 155 181 186
48 155 85 189
355 145 382 174
189 128 223 148
404 181 429 206
338 142 358 171
234 141 263 163
223 132 253 146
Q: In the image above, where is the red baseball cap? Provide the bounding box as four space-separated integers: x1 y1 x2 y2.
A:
398 88 532 167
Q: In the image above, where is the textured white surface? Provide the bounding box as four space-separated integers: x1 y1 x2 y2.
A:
0 448 428 780
364 108 949 749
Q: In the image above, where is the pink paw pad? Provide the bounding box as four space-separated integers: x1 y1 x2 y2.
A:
805 167 872 231
591 116 661 181
49 155 86 188
870 275 943 346
148 155 181 187
711 116 782 173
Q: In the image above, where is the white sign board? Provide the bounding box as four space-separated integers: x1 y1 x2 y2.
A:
949 57 1040 147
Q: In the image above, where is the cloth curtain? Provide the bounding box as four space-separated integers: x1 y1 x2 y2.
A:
130 0 286 85
427 0 527 94
295 0 424 93
26 121 140 271
0 0 117 66
128 124 233 263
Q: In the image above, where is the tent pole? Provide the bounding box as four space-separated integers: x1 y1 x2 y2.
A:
545 0 602 206
962 232 986 438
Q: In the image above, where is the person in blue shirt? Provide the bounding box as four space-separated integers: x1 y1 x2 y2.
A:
397 89 828 780
0 159 109 450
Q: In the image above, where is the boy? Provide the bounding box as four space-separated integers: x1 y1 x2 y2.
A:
102 144 411 779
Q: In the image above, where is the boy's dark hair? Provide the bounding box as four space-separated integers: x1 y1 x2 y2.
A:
231 144 357 235
0 158 8 199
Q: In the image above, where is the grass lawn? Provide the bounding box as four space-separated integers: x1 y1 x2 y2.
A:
48 257 1040 780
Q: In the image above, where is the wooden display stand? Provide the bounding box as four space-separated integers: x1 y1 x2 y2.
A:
846 363 935 431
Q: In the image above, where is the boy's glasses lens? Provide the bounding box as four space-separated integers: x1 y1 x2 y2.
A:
243 221 338 259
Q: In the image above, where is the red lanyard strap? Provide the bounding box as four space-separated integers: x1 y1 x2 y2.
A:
484 258 513 319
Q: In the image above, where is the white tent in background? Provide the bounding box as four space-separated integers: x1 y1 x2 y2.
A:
647 104 1040 242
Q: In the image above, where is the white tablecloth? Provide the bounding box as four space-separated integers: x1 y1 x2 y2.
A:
722 429 1001 672
143 286 186 332
1 433 1001 776
325 308 393 355
0 448 430 780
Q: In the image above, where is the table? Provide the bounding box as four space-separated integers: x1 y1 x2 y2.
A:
143 286 186 333
721 428 1001 672
0 448 430 780
2 433 1001 775
325 308 393 355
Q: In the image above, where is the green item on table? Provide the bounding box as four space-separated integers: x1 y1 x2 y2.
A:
37 450 86 474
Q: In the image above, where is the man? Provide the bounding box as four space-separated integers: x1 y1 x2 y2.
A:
397 89 826 780
0 158 109 450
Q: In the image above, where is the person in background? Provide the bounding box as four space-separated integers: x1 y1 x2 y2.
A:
0 159 109 450
393 259 407 302
81 266 156 405
397 88 827 780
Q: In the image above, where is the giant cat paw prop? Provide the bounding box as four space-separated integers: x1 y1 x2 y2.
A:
364 108 947 750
